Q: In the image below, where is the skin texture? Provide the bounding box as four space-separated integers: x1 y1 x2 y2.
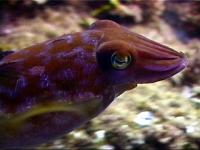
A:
0 20 187 148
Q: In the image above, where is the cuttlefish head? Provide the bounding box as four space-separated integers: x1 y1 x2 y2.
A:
92 20 188 85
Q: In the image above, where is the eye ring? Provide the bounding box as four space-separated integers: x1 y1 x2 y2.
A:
111 52 132 69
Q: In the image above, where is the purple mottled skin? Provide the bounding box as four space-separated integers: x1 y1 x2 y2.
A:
0 20 187 148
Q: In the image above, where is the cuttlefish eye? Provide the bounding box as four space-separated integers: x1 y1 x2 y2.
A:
111 52 132 69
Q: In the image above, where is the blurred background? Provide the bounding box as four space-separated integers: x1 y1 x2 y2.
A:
0 0 200 149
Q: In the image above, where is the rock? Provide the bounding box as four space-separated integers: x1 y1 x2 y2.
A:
134 111 155 127
164 0 200 37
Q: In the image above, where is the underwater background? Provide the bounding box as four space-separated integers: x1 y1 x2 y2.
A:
0 0 200 149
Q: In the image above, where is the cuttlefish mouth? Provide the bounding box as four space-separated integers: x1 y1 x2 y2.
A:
133 33 188 83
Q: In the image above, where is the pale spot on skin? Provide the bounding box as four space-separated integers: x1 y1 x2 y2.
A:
56 52 70 59
40 74 50 89
15 76 28 92
57 95 72 103
29 66 45 76
73 47 84 52
55 69 75 82
46 38 66 48
37 49 52 65
65 34 73 43
47 35 73 45
45 40 54 49
56 47 84 59
74 58 85 68
37 49 50 57
75 47 94 60
75 51 85 59
81 32 99 46
76 92 95 102
37 39 56 57
25 97 37 109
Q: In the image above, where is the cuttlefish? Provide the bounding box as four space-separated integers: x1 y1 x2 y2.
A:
0 20 187 148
